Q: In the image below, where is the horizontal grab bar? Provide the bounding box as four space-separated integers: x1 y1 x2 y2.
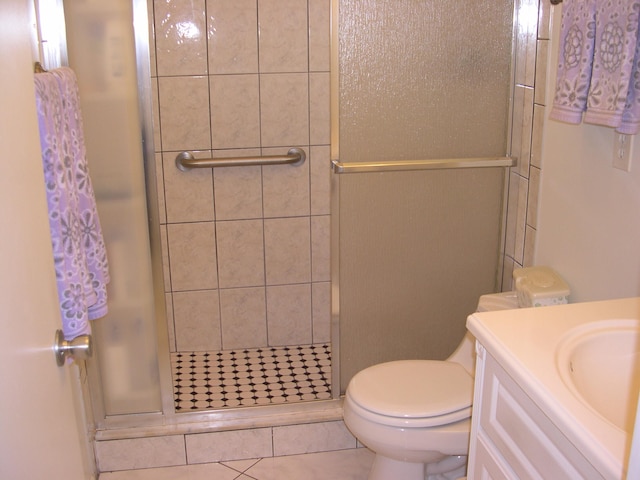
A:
331 156 516 174
176 148 306 171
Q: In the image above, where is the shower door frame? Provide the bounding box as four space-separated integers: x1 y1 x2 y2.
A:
47 0 344 436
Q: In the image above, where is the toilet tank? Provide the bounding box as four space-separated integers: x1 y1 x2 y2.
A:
448 291 519 373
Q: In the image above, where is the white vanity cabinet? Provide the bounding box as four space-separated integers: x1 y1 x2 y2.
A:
467 342 604 479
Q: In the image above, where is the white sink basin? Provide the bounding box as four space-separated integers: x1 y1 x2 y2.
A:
556 319 640 433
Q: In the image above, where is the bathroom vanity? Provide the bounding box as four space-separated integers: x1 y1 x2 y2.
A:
466 297 640 479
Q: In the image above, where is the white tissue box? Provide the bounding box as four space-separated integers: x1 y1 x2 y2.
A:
513 266 570 308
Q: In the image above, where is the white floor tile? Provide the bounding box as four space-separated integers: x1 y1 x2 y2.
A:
243 448 374 480
98 462 239 480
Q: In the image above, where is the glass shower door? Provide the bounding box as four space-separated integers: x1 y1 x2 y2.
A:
333 0 516 391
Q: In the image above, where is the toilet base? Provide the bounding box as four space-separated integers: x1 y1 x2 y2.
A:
369 454 425 480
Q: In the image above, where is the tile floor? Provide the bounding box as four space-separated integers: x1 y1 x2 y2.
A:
171 344 332 411
98 448 374 480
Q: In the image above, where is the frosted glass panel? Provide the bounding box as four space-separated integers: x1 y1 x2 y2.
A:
335 1 514 391
339 0 514 162
63 0 162 415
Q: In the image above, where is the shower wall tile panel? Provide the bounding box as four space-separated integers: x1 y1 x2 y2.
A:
312 282 331 343
219 287 268 349
186 428 274 464
267 283 312 346
173 290 221 351
158 76 211 151
154 0 207 76
257 0 309 73
502 0 547 282
213 158 263 220
150 0 542 342
272 421 356 456
96 435 186 471
309 0 331 71
163 151 215 223
262 152 310 218
216 219 265 288
206 0 259 74
259 74 310 147
166 222 218 291
210 74 261 149
151 0 331 351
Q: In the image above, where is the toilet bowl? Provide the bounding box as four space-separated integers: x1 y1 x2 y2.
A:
343 292 519 480
343 267 570 480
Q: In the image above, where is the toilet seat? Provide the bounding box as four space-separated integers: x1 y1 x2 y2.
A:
346 360 473 428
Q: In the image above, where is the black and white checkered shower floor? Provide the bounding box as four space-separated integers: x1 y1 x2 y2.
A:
170 343 332 411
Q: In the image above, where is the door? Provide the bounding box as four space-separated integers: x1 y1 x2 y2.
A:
0 1 93 479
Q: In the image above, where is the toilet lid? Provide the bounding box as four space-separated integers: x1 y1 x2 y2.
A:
347 360 473 419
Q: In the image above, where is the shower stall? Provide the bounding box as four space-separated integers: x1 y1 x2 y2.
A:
38 0 524 442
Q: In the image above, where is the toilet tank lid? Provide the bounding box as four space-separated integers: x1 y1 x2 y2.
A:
347 360 473 419
476 291 519 312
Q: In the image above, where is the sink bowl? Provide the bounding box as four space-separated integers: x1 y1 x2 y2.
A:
556 319 640 433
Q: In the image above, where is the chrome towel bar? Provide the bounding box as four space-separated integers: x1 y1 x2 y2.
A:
176 147 306 171
332 156 516 174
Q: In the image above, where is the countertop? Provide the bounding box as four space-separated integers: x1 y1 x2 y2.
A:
466 296 640 479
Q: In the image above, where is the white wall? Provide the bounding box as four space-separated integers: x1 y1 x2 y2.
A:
535 9 640 303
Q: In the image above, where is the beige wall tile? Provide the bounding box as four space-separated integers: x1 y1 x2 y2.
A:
216 219 265 288
95 435 186 471
273 421 356 456
310 72 330 145
310 145 331 215
185 428 273 463
173 290 221 351
262 149 310 218
311 215 330 282
527 166 541 229
504 171 520 260
538 0 552 40
213 152 263 220
210 74 261 149
514 0 538 87
207 0 258 74
155 152 166 223
165 293 176 352
220 287 268 349
309 0 331 72
534 39 549 105
159 76 211 151
514 174 529 265
312 281 331 343
167 222 218 291
163 151 214 223
151 78 161 150
260 73 309 147
160 224 171 292
267 284 312 345
531 104 545 169
148 0 157 77
264 217 311 285
511 85 534 178
524 225 537 267
258 0 308 73
154 0 207 76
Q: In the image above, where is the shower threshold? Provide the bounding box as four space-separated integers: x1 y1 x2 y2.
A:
171 343 332 412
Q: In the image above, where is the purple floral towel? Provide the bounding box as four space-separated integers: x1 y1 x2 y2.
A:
550 0 640 134
34 68 110 341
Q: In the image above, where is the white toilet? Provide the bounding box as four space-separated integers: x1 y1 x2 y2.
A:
343 267 570 480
